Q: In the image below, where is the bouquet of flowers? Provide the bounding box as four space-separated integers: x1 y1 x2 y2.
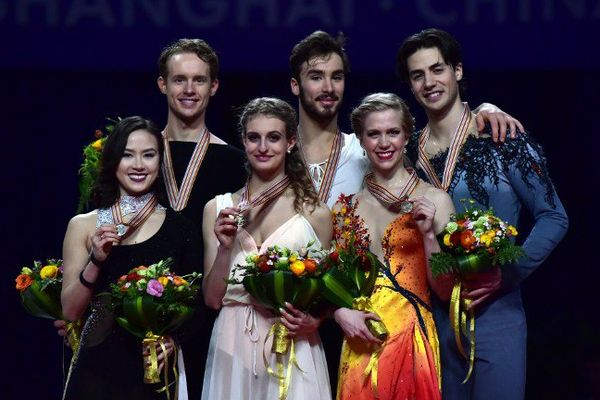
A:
77 117 120 212
320 195 388 341
15 259 82 352
231 241 328 399
430 199 525 277
109 258 201 388
429 200 525 383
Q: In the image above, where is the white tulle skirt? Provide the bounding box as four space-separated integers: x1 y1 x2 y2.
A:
201 302 332 400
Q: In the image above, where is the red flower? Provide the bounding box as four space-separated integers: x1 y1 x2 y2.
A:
126 272 143 281
15 274 34 291
460 231 476 249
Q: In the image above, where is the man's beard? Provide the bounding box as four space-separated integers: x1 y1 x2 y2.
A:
299 86 341 124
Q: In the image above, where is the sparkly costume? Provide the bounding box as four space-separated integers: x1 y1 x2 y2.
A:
201 194 331 400
406 119 568 400
335 196 441 400
63 208 202 400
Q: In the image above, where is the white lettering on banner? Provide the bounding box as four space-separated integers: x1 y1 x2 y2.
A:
176 0 227 28
123 0 168 27
237 0 278 27
6 0 600 28
417 0 599 23
285 0 334 26
65 0 116 26
466 0 507 23
16 0 59 25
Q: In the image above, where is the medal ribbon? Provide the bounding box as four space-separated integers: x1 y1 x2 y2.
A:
417 103 472 191
110 194 158 240
364 168 419 211
314 130 342 203
161 128 210 211
237 176 291 217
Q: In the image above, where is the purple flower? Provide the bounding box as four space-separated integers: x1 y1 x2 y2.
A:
146 279 164 297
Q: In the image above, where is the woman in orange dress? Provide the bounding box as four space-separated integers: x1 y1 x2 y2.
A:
333 93 454 400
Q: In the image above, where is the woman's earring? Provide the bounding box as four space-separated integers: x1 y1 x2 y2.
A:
403 147 407 154
287 148 292 154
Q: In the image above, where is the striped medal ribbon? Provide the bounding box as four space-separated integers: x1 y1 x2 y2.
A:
235 175 291 227
315 130 342 203
417 103 472 191
365 168 419 213
110 194 158 239
161 127 210 211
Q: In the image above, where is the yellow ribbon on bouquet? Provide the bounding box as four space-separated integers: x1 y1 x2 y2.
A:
65 319 82 353
143 332 179 399
263 321 302 400
352 296 388 396
450 281 476 384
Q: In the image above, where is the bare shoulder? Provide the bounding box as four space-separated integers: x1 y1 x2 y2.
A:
68 210 97 231
304 200 331 224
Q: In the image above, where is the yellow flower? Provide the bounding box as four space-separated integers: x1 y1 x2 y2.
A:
443 233 453 247
341 206 347 215
290 260 305 276
508 226 518 236
344 217 351 226
480 234 493 247
289 254 298 263
158 276 170 287
91 138 104 152
40 265 58 280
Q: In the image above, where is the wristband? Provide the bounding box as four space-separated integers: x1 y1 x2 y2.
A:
79 269 96 289
89 252 106 268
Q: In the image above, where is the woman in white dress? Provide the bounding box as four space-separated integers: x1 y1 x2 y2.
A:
201 97 333 400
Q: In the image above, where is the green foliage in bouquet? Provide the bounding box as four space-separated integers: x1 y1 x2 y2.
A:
430 199 526 277
77 117 120 212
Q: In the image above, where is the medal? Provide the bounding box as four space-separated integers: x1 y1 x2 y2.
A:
115 223 128 237
365 168 419 213
110 194 158 240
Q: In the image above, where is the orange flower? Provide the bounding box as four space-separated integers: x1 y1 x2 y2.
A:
303 259 317 273
15 274 34 291
173 276 188 286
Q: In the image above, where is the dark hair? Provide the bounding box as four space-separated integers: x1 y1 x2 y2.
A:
158 38 219 82
92 116 166 208
396 28 464 91
238 97 319 213
289 30 350 82
351 93 415 139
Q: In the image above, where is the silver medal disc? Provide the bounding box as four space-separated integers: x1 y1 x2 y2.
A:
400 201 413 214
116 224 128 237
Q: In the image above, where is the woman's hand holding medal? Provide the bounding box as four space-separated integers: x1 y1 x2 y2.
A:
215 207 240 250
91 225 120 262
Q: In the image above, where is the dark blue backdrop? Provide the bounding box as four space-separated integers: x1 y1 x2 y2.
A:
3 1 598 398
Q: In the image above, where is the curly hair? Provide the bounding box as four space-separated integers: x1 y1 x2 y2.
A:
91 116 167 209
238 97 319 213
